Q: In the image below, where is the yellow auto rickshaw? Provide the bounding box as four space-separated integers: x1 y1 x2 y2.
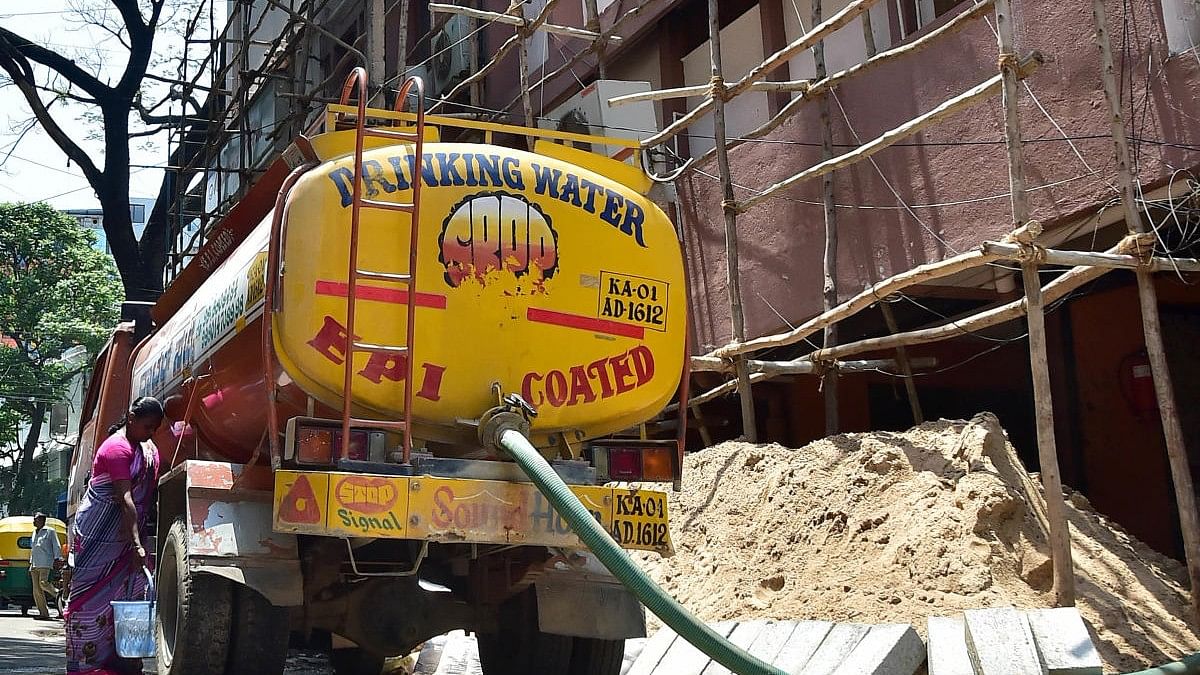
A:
0 515 67 615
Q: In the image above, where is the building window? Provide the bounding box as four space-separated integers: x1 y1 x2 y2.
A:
899 0 964 38
584 0 618 17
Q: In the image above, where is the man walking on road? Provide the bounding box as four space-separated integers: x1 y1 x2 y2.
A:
30 512 61 621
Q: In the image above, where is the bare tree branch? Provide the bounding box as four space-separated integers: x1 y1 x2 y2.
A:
35 84 98 105
129 125 168 138
0 26 110 100
0 117 38 168
0 47 103 185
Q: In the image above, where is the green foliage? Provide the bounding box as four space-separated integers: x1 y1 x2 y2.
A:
0 201 122 513
0 202 122 364
0 407 19 448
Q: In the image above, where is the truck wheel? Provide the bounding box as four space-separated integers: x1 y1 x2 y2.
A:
330 647 385 675
476 589 572 675
569 638 625 675
227 584 289 675
156 517 233 675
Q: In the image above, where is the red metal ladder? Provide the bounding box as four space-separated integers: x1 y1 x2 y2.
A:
337 67 427 465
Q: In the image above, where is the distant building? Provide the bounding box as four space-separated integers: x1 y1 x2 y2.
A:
64 197 156 254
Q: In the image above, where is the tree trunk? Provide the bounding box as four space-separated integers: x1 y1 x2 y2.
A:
100 104 163 302
10 403 46 514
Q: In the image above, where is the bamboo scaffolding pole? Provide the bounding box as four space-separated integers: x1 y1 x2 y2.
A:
608 80 812 107
714 248 1004 358
642 0 882 149
994 0 1075 607
367 0 385 102
672 357 936 411
583 0 607 79
981 243 1200 272
687 235 1142 412
431 0 561 111
736 52 1044 214
428 3 617 41
861 4 877 58
879 301 924 423
518 20 535 151
690 0 993 168
1092 0 1200 627
499 1 655 118
814 0 840 434
398 0 411 80
691 355 936 374
466 0 479 107
706 0 757 442
807 236 1139 362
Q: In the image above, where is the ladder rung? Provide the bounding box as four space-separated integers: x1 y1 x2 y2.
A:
355 269 412 283
352 342 409 354
348 418 408 431
364 128 419 141
361 198 414 213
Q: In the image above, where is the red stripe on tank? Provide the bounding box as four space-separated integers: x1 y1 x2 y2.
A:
314 281 448 309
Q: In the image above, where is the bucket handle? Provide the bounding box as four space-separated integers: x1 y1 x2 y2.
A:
142 565 155 602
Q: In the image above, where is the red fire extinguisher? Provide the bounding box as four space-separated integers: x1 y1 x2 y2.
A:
1119 349 1158 420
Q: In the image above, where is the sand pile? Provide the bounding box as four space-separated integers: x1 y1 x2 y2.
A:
634 413 1199 671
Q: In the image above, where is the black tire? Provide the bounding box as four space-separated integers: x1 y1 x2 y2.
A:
569 637 625 675
226 584 289 675
476 589 572 675
156 517 234 675
330 647 386 675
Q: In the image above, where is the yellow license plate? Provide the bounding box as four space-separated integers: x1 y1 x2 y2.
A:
272 470 672 554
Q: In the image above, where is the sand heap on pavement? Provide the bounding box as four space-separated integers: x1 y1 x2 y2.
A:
633 413 1199 671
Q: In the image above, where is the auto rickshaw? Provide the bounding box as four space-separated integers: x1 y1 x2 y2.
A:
0 515 67 616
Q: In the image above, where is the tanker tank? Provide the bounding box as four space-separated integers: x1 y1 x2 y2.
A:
131 134 686 465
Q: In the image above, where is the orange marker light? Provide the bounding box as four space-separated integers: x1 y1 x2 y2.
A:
296 427 334 464
641 445 674 482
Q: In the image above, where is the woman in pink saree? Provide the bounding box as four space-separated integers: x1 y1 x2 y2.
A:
67 397 164 675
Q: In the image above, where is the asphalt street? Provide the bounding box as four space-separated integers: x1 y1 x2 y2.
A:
0 607 67 674
0 607 334 674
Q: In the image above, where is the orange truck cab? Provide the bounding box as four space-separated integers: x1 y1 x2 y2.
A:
69 74 687 675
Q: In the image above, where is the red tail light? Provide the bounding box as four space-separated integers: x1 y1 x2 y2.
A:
591 440 680 483
286 418 383 465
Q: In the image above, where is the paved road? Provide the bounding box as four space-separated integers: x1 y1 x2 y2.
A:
0 607 334 674
0 607 67 674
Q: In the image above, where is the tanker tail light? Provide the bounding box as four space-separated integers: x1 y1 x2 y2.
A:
590 440 679 483
284 417 386 465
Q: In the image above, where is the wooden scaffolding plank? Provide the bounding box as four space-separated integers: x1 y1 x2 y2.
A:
656 621 739 675
798 623 872 675
700 621 769 675
926 616 976 675
1026 608 1103 675
773 620 836 672
964 608 1041 675
627 626 681 675
829 624 925 675
744 621 801 666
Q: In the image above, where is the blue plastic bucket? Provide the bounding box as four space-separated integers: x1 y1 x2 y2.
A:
111 568 156 658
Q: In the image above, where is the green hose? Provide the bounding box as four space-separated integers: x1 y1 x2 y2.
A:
498 429 787 675
1122 654 1200 675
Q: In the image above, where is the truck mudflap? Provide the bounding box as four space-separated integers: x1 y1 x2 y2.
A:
161 460 303 606
272 470 674 556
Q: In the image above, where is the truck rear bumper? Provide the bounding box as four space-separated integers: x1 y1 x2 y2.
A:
272 469 674 556
159 460 303 606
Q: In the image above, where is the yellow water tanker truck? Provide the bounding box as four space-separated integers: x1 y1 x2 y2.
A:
68 73 687 675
